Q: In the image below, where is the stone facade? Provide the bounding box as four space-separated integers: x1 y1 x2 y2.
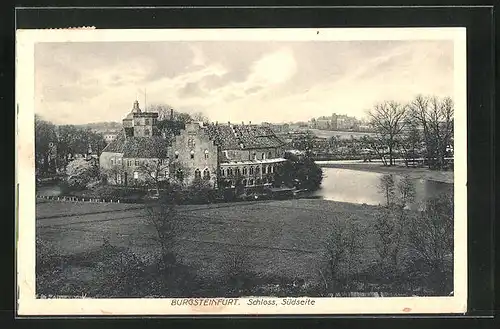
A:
168 122 219 187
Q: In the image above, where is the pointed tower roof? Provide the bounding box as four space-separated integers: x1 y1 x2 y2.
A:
132 100 142 113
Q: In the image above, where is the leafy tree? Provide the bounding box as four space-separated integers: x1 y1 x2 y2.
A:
281 153 323 191
65 158 99 190
56 125 106 168
35 115 58 175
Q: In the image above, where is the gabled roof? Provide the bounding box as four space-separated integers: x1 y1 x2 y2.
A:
101 132 170 158
206 124 284 150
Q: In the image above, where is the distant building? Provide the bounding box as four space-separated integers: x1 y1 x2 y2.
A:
103 132 119 144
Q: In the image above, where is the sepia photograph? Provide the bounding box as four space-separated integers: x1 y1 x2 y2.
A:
16 28 467 315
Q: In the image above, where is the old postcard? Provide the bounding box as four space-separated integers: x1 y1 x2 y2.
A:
16 27 467 315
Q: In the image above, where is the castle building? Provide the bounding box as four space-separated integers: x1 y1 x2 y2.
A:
99 100 286 190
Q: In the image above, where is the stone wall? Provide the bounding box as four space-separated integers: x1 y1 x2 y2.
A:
169 122 219 187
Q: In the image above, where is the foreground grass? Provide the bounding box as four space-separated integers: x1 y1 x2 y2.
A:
36 199 450 297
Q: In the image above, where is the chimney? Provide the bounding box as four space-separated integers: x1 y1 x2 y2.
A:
170 108 174 120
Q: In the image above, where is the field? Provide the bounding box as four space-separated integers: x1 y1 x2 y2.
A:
36 198 381 292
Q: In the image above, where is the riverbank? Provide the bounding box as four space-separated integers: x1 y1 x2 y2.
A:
37 198 439 297
317 161 453 184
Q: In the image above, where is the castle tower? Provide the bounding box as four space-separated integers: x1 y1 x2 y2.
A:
122 100 159 138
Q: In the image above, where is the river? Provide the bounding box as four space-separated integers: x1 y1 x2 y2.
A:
37 167 453 208
311 167 453 208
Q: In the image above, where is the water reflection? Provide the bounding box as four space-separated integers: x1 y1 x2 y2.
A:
312 168 453 207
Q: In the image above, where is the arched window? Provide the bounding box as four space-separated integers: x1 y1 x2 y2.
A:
188 138 195 148
249 179 254 186
203 168 210 180
204 149 209 159
174 151 179 159
253 152 257 160
249 167 254 175
145 128 150 136
145 119 150 125
262 153 266 160
176 169 184 181
270 165 274 173
242 167 248 175
190 150 195 159
268 151 272 159
242 179 247 186
255 166 260 174
194 169 201 179
220 168 225 176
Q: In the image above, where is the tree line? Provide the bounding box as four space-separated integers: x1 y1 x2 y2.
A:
366 95 454 170
35 114 107 176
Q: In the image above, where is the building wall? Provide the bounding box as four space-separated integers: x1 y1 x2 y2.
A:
100 152 169 186
219 160 285 188
168 122 219 187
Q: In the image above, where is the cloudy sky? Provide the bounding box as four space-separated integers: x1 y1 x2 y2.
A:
35 40 454 125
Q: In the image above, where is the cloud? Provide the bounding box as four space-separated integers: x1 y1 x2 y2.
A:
34 40 454 125
248 48 297 86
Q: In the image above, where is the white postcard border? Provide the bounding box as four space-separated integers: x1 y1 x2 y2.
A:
16 27 467 316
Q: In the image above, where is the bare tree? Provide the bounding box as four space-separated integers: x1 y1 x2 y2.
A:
191 111 210 123
368 101 408 166
374 175 416 276
145 186 180 269
378 174 396 206
409 95 454 170
406 192 454 295
136 138 170 195
322 218 364 295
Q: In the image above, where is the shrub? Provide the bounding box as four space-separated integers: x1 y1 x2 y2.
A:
65 158 99 190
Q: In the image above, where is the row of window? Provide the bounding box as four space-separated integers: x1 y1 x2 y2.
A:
221 177 272 187
174 149 210 160
110 158 168 166
135 118 157 126
220 165 275 177
175 168 211 181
